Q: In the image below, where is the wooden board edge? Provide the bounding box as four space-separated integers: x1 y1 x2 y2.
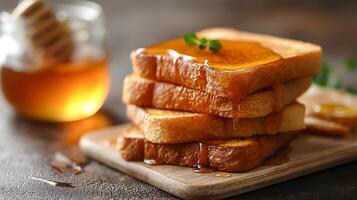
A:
199 145 357 200
79 135 188 199
79 127 357 200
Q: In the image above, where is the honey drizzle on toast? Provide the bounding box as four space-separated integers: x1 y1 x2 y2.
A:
193 140 228 173
193 142 215 173
232 101 242 129
138 37 284 128
142 39 282 70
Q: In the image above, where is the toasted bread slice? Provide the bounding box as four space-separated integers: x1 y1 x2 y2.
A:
131 27 321 101
117 124 297 172
305 116 351 137
127 102 305 143
123 74 311 118
299 85 357 128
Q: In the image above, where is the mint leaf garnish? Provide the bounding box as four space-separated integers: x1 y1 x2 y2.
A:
183 32 222 51
183 32 199 46
208 40 222 51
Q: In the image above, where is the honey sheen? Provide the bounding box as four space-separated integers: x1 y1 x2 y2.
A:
1 58 110 122
144 39 282 70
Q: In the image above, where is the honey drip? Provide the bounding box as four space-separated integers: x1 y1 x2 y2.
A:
232 101 242 130
193 143 215 173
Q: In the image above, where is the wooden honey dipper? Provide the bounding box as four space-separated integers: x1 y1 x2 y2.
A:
12 0 74 67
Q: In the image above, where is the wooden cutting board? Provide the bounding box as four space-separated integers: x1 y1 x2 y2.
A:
79 124 357 200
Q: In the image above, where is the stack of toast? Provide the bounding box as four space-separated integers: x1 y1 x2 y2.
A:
118 28 322 172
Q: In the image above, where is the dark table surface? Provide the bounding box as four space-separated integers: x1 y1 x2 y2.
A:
1 0 357 199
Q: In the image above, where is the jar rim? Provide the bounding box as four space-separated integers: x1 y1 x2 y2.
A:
55 0 103 22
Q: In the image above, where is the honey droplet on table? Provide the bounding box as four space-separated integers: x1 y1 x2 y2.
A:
215 172 232 178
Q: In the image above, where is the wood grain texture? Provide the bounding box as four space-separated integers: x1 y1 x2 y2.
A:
79 124 357 200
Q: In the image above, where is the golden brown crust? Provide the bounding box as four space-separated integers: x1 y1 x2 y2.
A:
208 134 294 172
117 125 297 172
145 142 198 167
131 28 321 100
123 74 311 118
117 137 145 160
127 103 305 143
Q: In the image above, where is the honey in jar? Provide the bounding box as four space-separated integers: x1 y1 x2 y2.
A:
0 1 109 122
1 58 110 122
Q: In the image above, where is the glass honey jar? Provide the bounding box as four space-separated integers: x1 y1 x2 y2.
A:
0 1 110 122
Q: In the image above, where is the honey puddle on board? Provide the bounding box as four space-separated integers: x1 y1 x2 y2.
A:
313 103 357 118
215 172 232 178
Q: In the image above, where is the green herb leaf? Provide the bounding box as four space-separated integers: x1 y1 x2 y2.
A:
345 57 357 70
198 38 207 49
183 32 199 46
313 62 331 86
208 40 222 51
183 32 222 51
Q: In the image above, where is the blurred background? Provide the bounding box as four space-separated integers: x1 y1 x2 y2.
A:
0 1 356 199
1 0 356 120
